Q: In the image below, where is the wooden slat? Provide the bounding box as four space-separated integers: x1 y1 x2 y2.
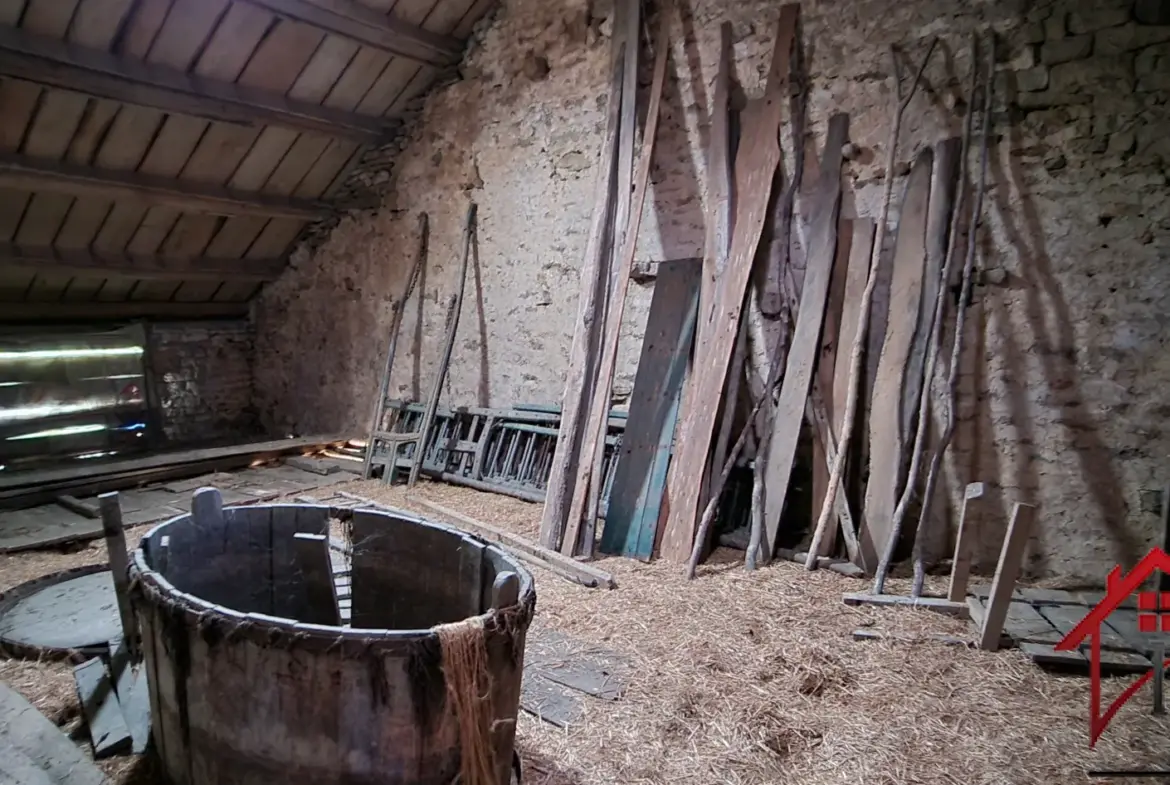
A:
600 258 701 560
946 481 985 601
0 153 330 219
659 6 798 562
0 682 107 785
242 0 463 66
861 149 933 571
21 0 79 37
0 300 250 321
68 0 137 50
0 27 392 142
293 531 341 625
978 502 1037 651
0 78 42 151
73 657 132 758
761 113 847 558
0 242 285 281
115 0 170 58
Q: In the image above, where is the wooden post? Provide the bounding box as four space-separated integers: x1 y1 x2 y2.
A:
947 481 985 602
408 202 477 488
978 502 1036 651
98 492 138 658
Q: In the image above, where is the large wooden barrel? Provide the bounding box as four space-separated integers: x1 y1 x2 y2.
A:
128 491 535 785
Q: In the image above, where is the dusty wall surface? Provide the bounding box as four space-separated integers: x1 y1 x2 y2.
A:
255 0 1170 582
149 321 259 446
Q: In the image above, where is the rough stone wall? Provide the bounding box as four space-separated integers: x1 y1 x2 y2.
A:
255 0 1170 583
149 321 259 445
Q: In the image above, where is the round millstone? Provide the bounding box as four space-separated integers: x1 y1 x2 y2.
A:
0 566 121 657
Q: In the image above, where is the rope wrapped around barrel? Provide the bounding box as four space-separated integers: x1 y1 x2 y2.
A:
434 614 496 785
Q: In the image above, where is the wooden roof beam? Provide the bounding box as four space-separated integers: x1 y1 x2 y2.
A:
242 0 465 65
0 27 393 143
0 244 286 284
0 154 328 221
0 302 252 323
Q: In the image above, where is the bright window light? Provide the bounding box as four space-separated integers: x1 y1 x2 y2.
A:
76 451 117 460
6 423 107 441
0 399 122 425
79 374 144 382
0 381 27 387
0 346 144 362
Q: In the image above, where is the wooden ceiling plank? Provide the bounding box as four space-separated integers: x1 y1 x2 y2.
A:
23 272 73 302
0 242 284 281
393 0 440 25
0 153 330 219
424 0 476 34
65 97 119 165
357 56 414 115
146 0 230 72
92 202 147 254
385 63 432 115
0 78 42 151
293 138 357 198
0 188 32 241
0 0 25 26
92 105 163 170
229 127 300 191
13 192 71 245
211 279 260 302
138 114 208 177
194 2 275 83
159 213 221 259
244 215 303 258
179 125 262 186
263 133 331 194
324 46 391 112
20 0 81 38
169 280 219 302
241 0 461 66
288 34 359 104
237 19 325 92
22 88 88 158
452 0 493 37
60 273 102 301
53 197 111 248
125 205 180 255
94 273 134 301
0 269 34 299
204 216 267 258
115 0 172 59
128 279 179 301
0 29 391 141
67 0 137 50
0 300 251 320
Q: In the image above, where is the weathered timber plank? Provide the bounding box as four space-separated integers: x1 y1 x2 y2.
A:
0 682 107 785
0 27 389 142
242 0 463 66
0 153 328 220
270 505 330 620
519 673 583 728
978 502 1036 651
0 243 285 282
860 149 933 571
526 628 628 701
600 258 701 560
761 112 848 558
842 592 969 618
74 657 132 758
660 5 798 563
947 482 985 601
292 532 341 626
109 637 151 755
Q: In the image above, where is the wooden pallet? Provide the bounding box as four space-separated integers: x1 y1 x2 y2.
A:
967 586 1156 674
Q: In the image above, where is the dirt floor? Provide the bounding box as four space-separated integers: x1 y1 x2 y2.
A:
2 478 1167 785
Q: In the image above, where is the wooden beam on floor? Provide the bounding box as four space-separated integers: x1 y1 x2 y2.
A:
0 243 285 283
0 302 252 323
0 154 328 221
242 0 464 66
0 27 392 142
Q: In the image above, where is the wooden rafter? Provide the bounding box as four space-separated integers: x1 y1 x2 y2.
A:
242 0 465 66
0 302 252 322
0 27 394 142
0 244 286 283
0 154 328 221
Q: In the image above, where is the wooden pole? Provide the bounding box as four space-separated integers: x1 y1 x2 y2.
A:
407 203 477 487
978 502 1036 651
804 38 938 570
946 481 985 601
565 18 670 557
363 212 428 479
537 47 625 551
98 491 138 658
911 34 995 595
872 35 979 593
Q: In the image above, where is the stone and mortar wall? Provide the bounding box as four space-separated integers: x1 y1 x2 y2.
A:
255 0 1170 583
149 321 259 446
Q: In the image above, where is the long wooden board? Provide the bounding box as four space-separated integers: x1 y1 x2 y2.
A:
0 682 107 785
761 113 848 558
600 259 701 560
659 6 798 563
860 149 933 571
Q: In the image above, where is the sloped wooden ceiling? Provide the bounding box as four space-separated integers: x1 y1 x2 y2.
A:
0 0 493 321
